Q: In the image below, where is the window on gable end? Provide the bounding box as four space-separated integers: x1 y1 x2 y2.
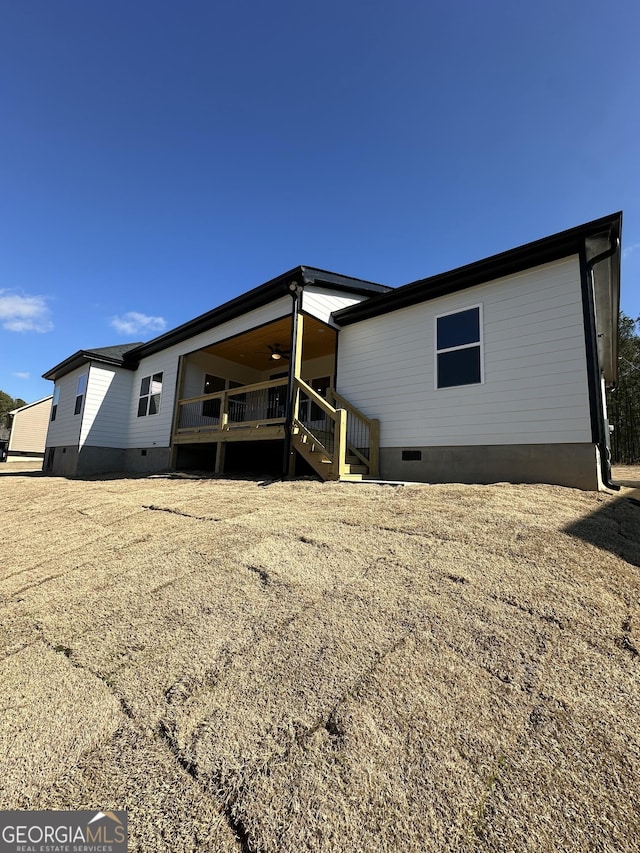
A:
51 386 60 421
74 374 87 415
435 306 483 389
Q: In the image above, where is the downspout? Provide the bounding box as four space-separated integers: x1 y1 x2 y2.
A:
282 280 302 477
585 235 620 491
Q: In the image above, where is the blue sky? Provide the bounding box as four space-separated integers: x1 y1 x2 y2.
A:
1 0 639 403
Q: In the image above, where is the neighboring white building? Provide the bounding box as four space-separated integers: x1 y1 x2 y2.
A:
7 396 53 462
42 213 622 490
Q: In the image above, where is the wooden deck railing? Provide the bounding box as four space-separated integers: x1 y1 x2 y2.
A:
176 378 288 433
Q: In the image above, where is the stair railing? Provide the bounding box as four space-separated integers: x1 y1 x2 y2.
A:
327 389 379 478
293 378 347 479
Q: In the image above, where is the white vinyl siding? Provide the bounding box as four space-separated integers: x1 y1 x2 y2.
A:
45 366 87 447
336 256 592 447
80 365 135 448
301 287 367 326
127 297 292 448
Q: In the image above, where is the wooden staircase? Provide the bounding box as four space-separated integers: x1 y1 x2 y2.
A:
171 372 379 483
292 423 369 481
291 380 379 482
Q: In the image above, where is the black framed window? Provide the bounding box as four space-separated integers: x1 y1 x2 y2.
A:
436 306 482 389
137 372 163 416
51 386 60 421
74 374 87 415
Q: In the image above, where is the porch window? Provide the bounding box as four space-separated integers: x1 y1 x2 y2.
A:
435 306 483 389
137 372 163 416
268 371 288 419
74 374 87 416
202 375 225 418
301 376 331 422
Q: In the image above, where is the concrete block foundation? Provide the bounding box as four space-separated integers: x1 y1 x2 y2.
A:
379 443 601 491
44 445 171 477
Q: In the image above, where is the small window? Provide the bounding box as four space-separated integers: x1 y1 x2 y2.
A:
137 372 163 417
436 306 482 389
74 374 87 415
51 386 60 421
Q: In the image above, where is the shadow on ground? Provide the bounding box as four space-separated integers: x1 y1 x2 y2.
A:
564 488 640 568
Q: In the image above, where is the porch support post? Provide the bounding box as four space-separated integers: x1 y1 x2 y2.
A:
169 355 187 470
369 418 380 478
288 314 304 478
214 390 230 475
333 408 348 480
283 282 303 477
214 441 226 475
292 312 304 383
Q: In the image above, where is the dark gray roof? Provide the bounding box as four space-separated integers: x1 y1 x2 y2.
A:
43 342 143 382
86 343 144 360
126 266 391 361
42 265 391 380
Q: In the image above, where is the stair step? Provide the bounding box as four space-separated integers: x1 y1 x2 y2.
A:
344 464 367 475
296 444 330 463
292 434 334 481
293 427 372 483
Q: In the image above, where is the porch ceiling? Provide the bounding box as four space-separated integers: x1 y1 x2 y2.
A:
201 315 336 370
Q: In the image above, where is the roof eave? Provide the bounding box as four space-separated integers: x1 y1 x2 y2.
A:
9 395 53 415
300 266 391 296
333 212 624 327
588 225 622 386
127 266 392 362
42 351 137 382
126 272 299 361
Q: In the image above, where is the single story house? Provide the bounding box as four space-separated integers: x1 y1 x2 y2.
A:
42 212 621 490
7 396 53 462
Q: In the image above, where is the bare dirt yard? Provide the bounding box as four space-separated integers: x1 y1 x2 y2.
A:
1 465 639 852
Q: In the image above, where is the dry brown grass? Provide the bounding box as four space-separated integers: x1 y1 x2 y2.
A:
613 464 640 490
0 467 639 852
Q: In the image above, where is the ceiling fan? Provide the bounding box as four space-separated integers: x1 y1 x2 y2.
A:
265 344 290 361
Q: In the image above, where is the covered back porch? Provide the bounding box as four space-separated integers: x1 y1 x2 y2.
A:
170 311 379 480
